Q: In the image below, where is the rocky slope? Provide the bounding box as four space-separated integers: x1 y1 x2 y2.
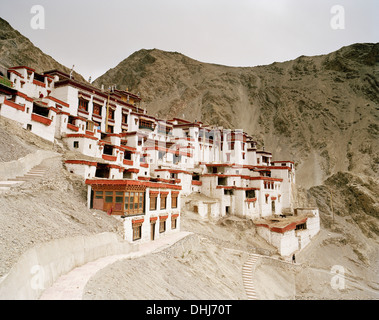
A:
0 17 85 82
94 44 379 189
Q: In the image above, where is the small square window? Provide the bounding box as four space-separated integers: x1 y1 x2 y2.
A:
73 141 79 148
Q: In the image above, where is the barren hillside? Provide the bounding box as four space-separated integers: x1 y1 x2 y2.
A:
0 17 85 82
0 117 123 278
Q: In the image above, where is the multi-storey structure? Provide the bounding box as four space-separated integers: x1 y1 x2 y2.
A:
0 65 319 255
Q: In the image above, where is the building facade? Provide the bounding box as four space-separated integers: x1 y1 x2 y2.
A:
0 65 318 253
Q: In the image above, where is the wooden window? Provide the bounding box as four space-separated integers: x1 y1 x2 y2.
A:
139 119 154 130
108 108 115 120
139 193 143 209
171 218 177 230
95 191 103 199
133 224 142 241
93 103 102 116
106 125 114 133
93 191 104 210
124 191 145 215
105 191 113 203
93 189 144 216
124 192 130 210
78 98 88 111
122 113 128 124
150 194 157 211
160 194 167 210
159 220 166 233
86 121 94 131
171 195 178 208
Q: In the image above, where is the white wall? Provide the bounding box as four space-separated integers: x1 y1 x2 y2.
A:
0 232 133 300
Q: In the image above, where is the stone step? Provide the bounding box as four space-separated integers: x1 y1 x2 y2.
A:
0 181 24 187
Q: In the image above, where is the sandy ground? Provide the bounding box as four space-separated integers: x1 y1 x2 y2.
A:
83 205 379 300
83 233 250 300
254 229 379 299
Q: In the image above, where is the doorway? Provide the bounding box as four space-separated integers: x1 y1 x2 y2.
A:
271 200 276 214
151 222 156 241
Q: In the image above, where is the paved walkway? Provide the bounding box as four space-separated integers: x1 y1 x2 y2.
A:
242 254 261 300
39 231 192 300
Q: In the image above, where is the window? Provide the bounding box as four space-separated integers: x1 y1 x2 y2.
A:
150 195 157 211
160 194 167 210
133 224 142 241
246 190 256 198
73 141 79 148
122 113 128 124
115 192 123 203
105 191 113 203
103 144 113 155
171 218 177 229
224 189 234 195
94 190 145 215
93 103 102 116
296 223 306 231
78 98 89 112
171 194 178 208
159 220 166 233
108 108 115 120
139 119 154 130
86 121 94 131
26 124 32 131
106 125 114 133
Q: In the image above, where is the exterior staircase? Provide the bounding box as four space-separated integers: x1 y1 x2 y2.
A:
0 164 47 193
242 254 260 300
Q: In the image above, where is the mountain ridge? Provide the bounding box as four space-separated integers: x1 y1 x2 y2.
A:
0 17 86 82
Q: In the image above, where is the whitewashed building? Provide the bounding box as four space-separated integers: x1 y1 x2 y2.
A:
0 65 319 253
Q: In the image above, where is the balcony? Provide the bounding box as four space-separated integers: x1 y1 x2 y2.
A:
3 99 25 112
102 154 117 162
67 123 79 132
31 113 52 126
0 76 13 88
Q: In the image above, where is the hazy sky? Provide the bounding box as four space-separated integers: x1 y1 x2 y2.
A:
0 0 378 80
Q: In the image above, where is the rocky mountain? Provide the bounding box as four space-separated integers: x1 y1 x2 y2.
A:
93 44 379 190
0 17 85 82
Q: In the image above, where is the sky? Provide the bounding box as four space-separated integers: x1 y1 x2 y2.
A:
0 0 378 81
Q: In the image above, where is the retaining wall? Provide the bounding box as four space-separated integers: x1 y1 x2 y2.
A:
0 150 58 180
0 232 135 300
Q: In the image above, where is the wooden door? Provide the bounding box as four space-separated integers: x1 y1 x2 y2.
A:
151 223 156 241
